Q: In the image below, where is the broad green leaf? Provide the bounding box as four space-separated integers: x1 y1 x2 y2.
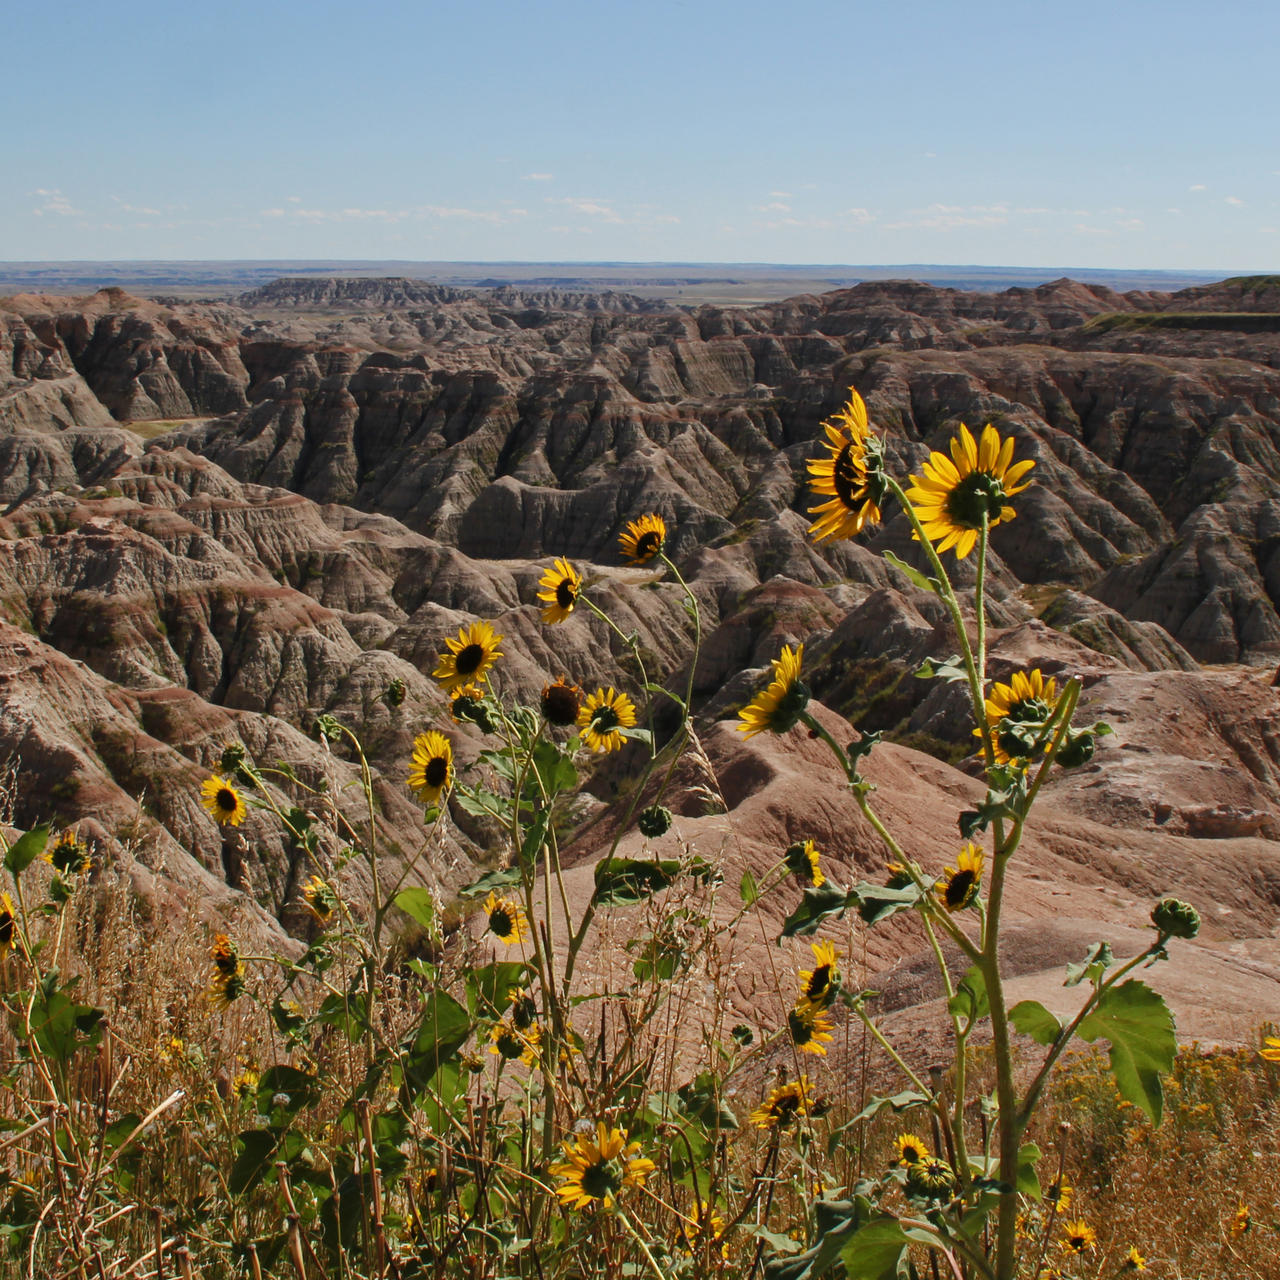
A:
780 883 854 937
256 1066 320 1119
884 550 940 595
531 739 578 796
465 961 530 1018
616 725 653 746
915 653 968 683
5 825 48 876
1064 941 1114 988
851 1090 931 1123
765 1197 870 1280
401 991 471 1100
1017 1141 1043 1199
392 887 437 931
850 881 923 926
1009 1000 1062 1047
947 966 988 1026
840 1218 916 1279
519 808 551 869
229 1129 279 1196
1076 979 1176 1125
457 866 523 899
591 857 680 906
454 785 513 822
739 870 759 906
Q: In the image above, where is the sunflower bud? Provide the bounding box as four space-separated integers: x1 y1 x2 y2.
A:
905 1156 957 1200
382 677 407 708
219 742 247 773
1151 898 1200 939
637 804 672 838
1055 729 1095 769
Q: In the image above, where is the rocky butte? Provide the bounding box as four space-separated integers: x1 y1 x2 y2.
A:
1 274 1278 1046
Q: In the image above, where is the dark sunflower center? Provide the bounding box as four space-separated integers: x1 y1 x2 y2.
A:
216 788 238 813
455 643 485 675
806 966 832 998
903 1143 923 1162
581 1157 623 1201
773 1094 800 1120
635 530 662 558
1069 1236 1086 1252
944 870 977 908
555 578 577 608
424 757 448 788
0 914 13 944
590 705 620 734
541 683 581 726
944 470 1006 530
495 1030 524 1059
832 442 867 507
489 908 514 937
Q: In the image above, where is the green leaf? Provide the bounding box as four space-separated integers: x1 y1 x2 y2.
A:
840 1218 916 1279
591 857 680 906
1064 941 1114 988
531 740 578 797
947 966 988 1027
454 785 513 822
765 1198 869 1280
739 870 759 906
465 961 530 1018
229 1129 279 1196
850 1090 930 1124
1077 979 1175 1125
915 653 968 683
847 730 882 769
392 887 437 932
457 866 523 899
781 883 855 937
958 788 1019 839
256 1066 320 1119
401 991 471 1100
617 724 653 746
850 881 923 926
884 550 940 596
519 808 551 869
5 825 49 877
1009 1000 1062 1047
1016 1142 1043 1200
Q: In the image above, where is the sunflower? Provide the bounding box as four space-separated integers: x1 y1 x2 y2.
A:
483 891 529 945
895 1133 930 1166
906 1157 957 1199
807 388 885 541
536 557 583 624
301 876 337 925
550 1122 655 1211
905 422 1035 559
1124 1246 1146 1272
208 968 247 1010
577 687 638 753
449 683 490 727
784 839 825 887
935 843 985 912
798 940 841 1008
749 1078 813 1129
737 644 809 737
210 933 241 977
48 831 92 875
1061 1220 1097 1254
1044 1178 1072 1214
679 1208 729 1260
1262 1035 1280 1062
233 1066 260 1099
407 730 453 805
884 861 914 891
432 620 503 692
978 668 1061 765
1230 1204 1250 1236
541 676 584 727
488 1017 541 1066
619 513 667 565
201 776 247 826
0 893 15 958
787 1004 834 1055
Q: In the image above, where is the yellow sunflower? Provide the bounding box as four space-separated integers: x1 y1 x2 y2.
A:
0 893 15 958
787 1004 834 1055
905 422 1035 559
550 1122 656 1210
48 831 92 875
978 668 1061 765
1125 1246 1146 1271
207 935 246 1009
784 839 825 887
935 843 985 912
483 891 529 945
1061 1220 1097 1254
407 730 453 805
1045 1178 1072 1214
577 687 638 753
807 388 885 541
536 557 583 624
488 1017 541 1066
1231 1204 1250 1236
737 644 809 737
798 939 841 1008
895 1133 930 1165
1261 1035 1280 1062
301 875 337 925
619 513 667 565
432 620 503 692
749 1078 814 1129
200 776 247 826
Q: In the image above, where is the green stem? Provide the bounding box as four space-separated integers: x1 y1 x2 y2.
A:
851 1002 933 1098
614 1208 670 1280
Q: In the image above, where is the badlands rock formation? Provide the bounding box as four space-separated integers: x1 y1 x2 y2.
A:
0 276 1277 1034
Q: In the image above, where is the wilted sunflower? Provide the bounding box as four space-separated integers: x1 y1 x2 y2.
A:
787 1004 834 1055
895 1133 930 1166
577 687 637 753
979 668 1061 765
407 730 453 806
200 776 247 826
737 644 809 737
48 831 92 875
541 676 584 727
488 1017 541 1066
550 1122 655 1211
798 940 841 1008
449 683 488 725
483 891 529 945
905 422 1035 559
432 620 503 692
807 388 885 541
1124 1246 1146 1272
301 876 338 925
1230 1204 1250 1236
619 513 667 565
0 893 15 958
537 557 583 624
784 839 825 888
749 1078 813 1129
935 843 985 912
1061 1220 1097 1254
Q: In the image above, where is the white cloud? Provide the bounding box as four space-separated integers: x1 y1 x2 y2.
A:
884 202 1009 231
31 188 80 217
287 195 302 203
522 172 554 182
546 197 624 223
758 201 792 213
1189 183 1207 191
769 190 793 198
1226 195 1245 206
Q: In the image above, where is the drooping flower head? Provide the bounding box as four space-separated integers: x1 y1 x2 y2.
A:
432 620 503 692
807 388 886 541
408 730 454 806
1124 1245 1147 1271
895 1133 930 1166
201 776 247 826
577 687 638 753
784 839 825 887
787 1004 834 1055
550 1122 655 1210
749 1077 814 1129
541 676 584 727
619 514 667 565
935 843 985 913
483 891 529 946
978 668 1061 765
301 876 338 925
208 934 246 1009
738 644 809 737
488 1017 541 1067
536 557 583 624
798 940 841 1008
449 683 491 730
905 423 1035 559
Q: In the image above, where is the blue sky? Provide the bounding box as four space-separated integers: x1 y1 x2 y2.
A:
4 0 1277 270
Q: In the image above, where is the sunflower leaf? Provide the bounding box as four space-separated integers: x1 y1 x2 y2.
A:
1008 1000 1062 1047
849 1090 931 1123
948 966 988 1026
739 870 760 906
616 725 653 746
839 1217 925 1279
779 883 855 938
850 881 923 926
456 867 523 899
392 888 437 933
5 825 49 877
1064 941 1114 988
592 857 681 906
883 550 941 596
915 653 968 683
1076 979 1175 1126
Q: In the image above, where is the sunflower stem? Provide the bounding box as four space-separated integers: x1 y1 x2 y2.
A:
613 1208 670 1280
850 1001 933 1098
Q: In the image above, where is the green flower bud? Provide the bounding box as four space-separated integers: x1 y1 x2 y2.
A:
637 804 673 838
905 1156 957 1200
382 677 407 708
1055 729 1095 769
1151 897 1200 939
219 742 247 773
